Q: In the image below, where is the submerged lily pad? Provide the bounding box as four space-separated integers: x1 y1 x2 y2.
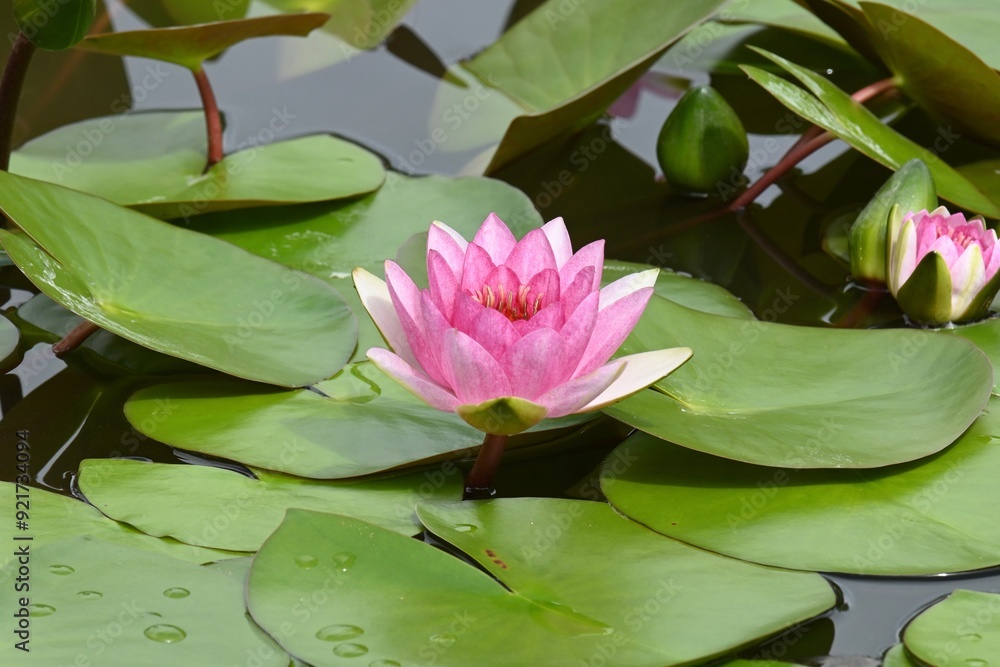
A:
741 49 1000 217
461 0 728 171
10 111 386 219
247 501 834 667
77 13 329 70
0 171 357 387
0 482 236 567
0 314 23 374
604 295 992 468
904 590 1000 665
0 536 287 666
123 361 590 479
78 459 462 551
603 397 1000 575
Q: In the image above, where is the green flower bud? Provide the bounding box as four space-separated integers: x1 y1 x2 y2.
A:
849 158 937 284
656 86 749 195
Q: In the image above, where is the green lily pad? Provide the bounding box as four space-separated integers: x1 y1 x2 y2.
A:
14 0 95 50
10 111 387 219
262 0 417 49
951 318 1000 394
603 396 1000 575
461 0 728 172
602 261 754 320
882 644 919 667
0 171 357 388
603 295 992 468
78 459 462 551
0 482 238 567
718 662 810 667
247 501 834 667
0 536 287 666
14 294 199 375
803 0 1000 71
741 50 1000 217
77 12 328 70
127 0 250 26
123 361 590 479
904 590 1000 665
860 2 1000 150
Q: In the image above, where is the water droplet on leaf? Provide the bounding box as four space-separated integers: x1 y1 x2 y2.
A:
454 524 477 533
429 632 456 647
333 643 368 657
295 555 319 569
28 604 55 617
77 591 102 600
144 624 186 643
49 564 74 575
316 624 364 642
333 552 356 572
163 587 190 599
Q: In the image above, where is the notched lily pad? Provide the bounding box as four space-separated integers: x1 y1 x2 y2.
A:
903 589 1000 665
77 12 329 70
0 536 287 666
603 397 1000 575
604 295 992 469
78 458 462 551
246 501 834 666
10 111 387 219
0 171 357 387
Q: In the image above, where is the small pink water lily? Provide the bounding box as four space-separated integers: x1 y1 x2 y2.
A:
887 206 1000 325
353 214 692 439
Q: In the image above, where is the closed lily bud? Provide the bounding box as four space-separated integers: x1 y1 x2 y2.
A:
849 159 937 284
656 86 748 195
886 206 1000 325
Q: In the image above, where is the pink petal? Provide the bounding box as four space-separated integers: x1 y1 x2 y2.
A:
441 329 512 405
427 250 459 320
472 213 517 265
517 302 565 336
535 361 626 418
579 348 693 411
915 215 939 258
560 265 597 320
505 228 558 283
419 292 455 385
926 235 960 267
428 221 469 277
598 268 658 309
385 262 447 384
575 287 655 377
460 242 497 294
367 349 459 412
467 306 520 362
501 328 567 400
559 240 604 292
557 291 599 380
481 265 520 294
525 268 560 313
352 268 417 368
384 261 422 322
541 217 573 269
451 292 485 334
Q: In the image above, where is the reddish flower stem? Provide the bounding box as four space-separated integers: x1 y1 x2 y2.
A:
193 67 223 172
464 433 508 499
726 76 900 213
0 33 37 172
52 321 101 356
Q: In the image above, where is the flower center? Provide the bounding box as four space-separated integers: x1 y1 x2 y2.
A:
942 223 979 250
472 283 544 321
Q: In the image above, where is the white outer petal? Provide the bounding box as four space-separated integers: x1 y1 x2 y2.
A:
598 268 658 309
541 217 573 269
352 267 418 367
430 220 470 251
580 347 693 411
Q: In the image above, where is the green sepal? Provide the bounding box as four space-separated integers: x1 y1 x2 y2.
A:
656 86 749 195
850 158 937 284
14 0 96 50
456 397 548 436
896 251 954 325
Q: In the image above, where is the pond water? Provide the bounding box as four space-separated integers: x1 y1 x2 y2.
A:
2 0 999 664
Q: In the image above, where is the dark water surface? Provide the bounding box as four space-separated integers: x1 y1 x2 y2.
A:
3 0 1000 664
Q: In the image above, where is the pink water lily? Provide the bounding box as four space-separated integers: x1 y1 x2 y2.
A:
887 206 1000 325
353 214 692 439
